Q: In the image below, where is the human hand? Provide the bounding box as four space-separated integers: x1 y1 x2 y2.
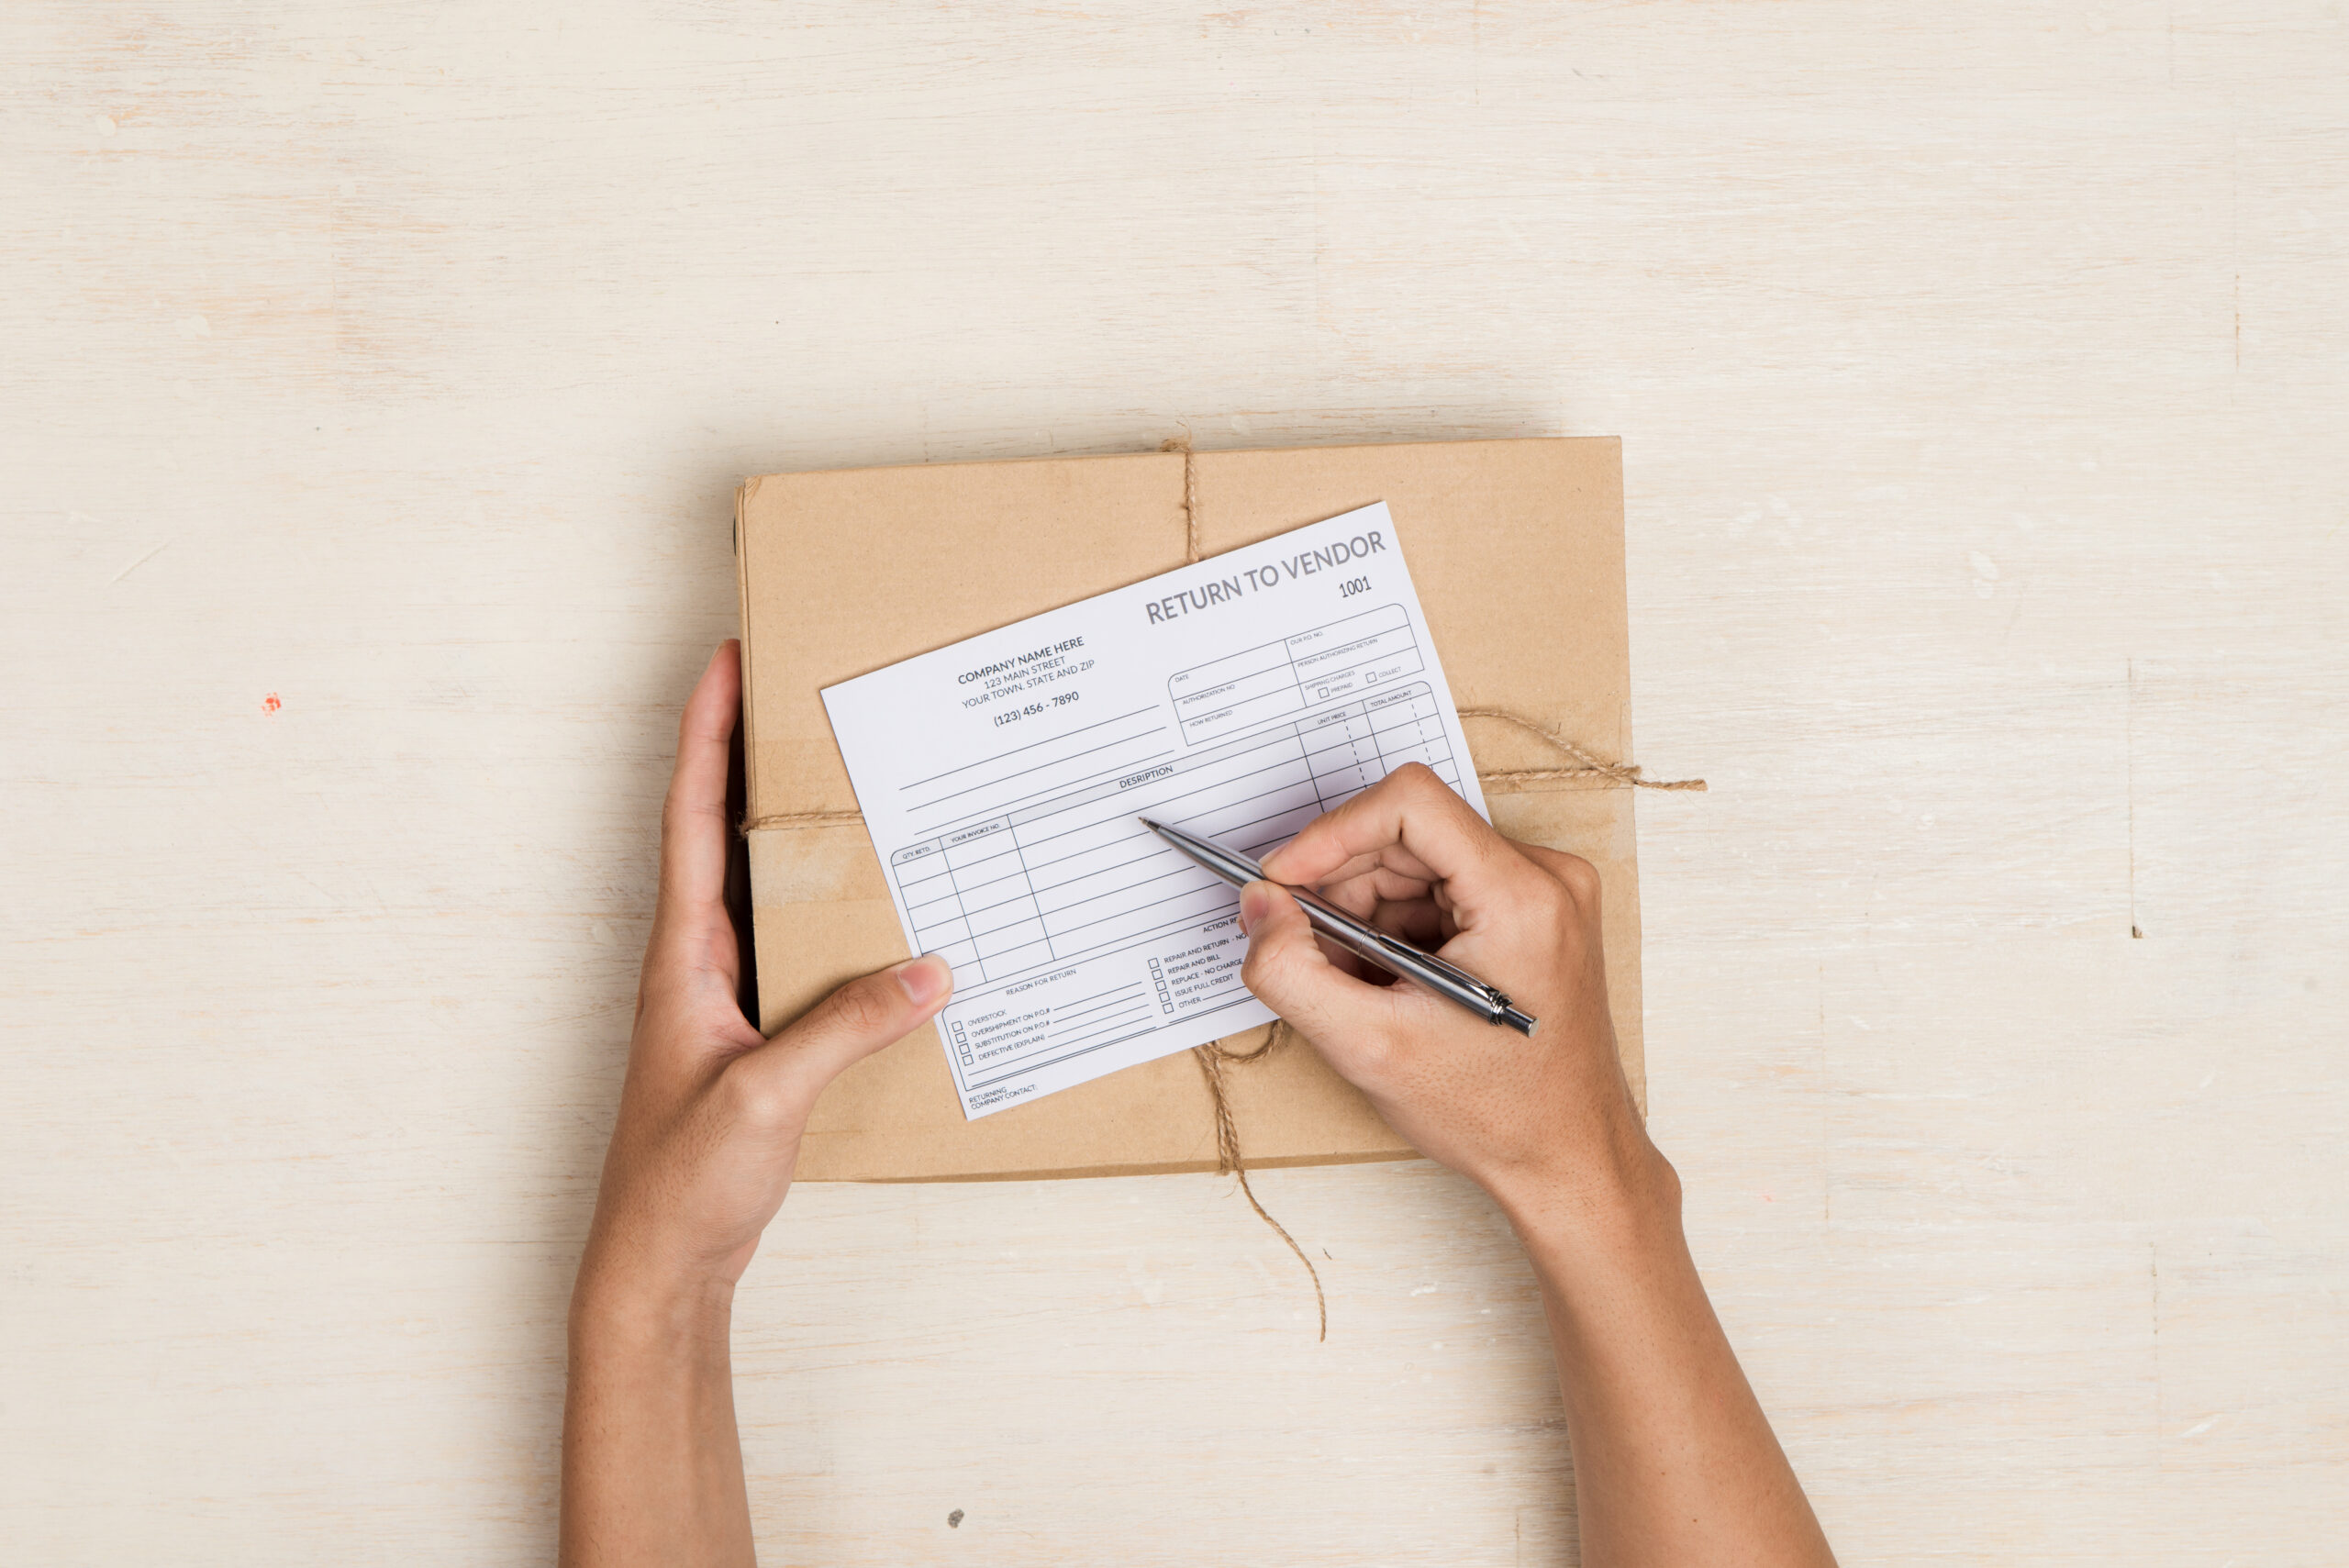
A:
1242 764 1665 1227
575 641 953 1310
1243 769 1836 1568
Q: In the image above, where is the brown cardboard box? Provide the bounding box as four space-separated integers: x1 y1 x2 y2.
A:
737 438 1644 1182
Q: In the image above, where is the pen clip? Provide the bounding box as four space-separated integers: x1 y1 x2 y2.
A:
1377 932 1508 1006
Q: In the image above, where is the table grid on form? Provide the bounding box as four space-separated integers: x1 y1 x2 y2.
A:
889 682 1460 1088
1167 602 1426 746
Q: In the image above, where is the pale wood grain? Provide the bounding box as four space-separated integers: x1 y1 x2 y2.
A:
3 2 2343 1562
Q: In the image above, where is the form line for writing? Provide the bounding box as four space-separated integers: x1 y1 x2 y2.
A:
914 744 1175 826
900 706 1158 791
966 995 1264 1092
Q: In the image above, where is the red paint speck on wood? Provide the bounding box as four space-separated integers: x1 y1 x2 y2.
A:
262 694 282 713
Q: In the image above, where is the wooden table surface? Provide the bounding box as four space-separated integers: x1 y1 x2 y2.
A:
5 4 2343 1562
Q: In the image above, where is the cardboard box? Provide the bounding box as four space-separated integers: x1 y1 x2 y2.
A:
737 438 1646 1182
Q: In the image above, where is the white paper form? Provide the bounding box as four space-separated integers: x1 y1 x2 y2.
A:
821 502 1489 1119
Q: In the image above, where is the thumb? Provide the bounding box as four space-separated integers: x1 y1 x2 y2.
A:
1238 882 1392 1050
743 953 955 1097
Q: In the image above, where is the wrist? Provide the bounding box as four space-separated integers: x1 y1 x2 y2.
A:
570 1240 739 1354
1481 1130 1684 1264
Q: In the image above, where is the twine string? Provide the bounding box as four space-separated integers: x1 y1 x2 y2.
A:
1166 432 1201 564
1455 708 1708 794
1192 1021 1325 1341
1163 431 1336 1338
740 434 1705 1337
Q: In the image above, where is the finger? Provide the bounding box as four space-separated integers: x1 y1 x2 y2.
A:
1259 764 1539 924
1258 763 1489 885
1273 840 1442 893
1516 840 1604 912
1318 873 1380 921
1369 896 1448 949
657 641 742 920
1314 863 1438 909
740 952 955 1098
1237 882 1396 1051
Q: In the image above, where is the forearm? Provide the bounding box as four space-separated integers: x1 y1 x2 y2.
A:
1497 1155 1834 1568
561 1263 753 1568
560 647 957 1562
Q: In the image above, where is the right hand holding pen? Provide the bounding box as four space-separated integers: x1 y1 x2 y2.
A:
1241 764 1669 1225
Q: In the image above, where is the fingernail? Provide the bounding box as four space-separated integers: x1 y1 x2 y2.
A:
1239 882 1275 934
895 953 952 1006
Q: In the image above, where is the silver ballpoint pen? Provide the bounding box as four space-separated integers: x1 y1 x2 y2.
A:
1140 817 1539 1037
